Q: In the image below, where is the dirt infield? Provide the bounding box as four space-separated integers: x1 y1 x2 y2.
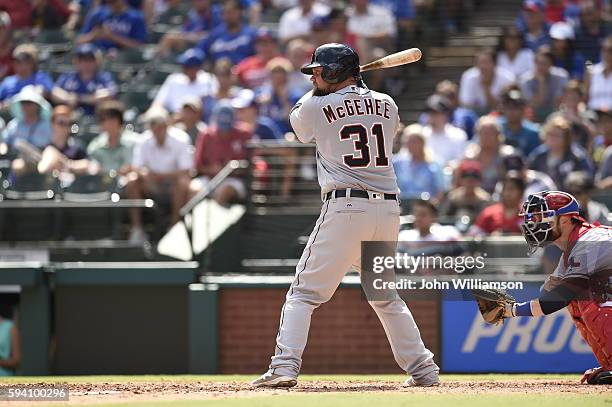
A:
3 378 609 405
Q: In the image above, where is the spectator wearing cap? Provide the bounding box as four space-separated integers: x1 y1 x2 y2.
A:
459 49 515 114
468 172 525 236
565 170 610 225
422 94 468 167
278 0 330 44
196 0 257 65
233 29 280 89
496 25 535 79
310 14 332 47
285 39 315 96
232 89 282 141
516 0 551 52
87 100 140 177
77 0 147 51
0 12 13 81
585 36 612 112
52 44 117 116
0 0 31 28
519 45 569 122
0 44 53 103
256 57 302 135
549 21 585 80
465 115 505 194
149 48 218 116
1 86 52 151
174 96 207 144
527 115 594 190
544 0 567 24
419 80 478 140
191 102 252 205
439 159 491 221
595 108 612 189
574 1 610 65
393 124 446 200
126 107 192 243
497 88 541 156
492 145 556 200
201 58 243 123
157 0 223 56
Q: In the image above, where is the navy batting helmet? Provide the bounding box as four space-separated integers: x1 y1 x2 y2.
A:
301 43 360 84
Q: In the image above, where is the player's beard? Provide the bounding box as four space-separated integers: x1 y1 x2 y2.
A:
312 83 331 96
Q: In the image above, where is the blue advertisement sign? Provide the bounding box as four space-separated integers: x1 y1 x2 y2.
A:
442 284 598 373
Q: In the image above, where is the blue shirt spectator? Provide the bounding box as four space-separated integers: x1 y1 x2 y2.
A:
574 3 610 64
184 3 223 33
2 87 52 150
78 1 147 51
0 45 53 102
498 88 541 156
370 0 415 21
516 1 550 51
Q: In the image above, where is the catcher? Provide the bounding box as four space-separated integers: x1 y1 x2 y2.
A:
473 191 611 385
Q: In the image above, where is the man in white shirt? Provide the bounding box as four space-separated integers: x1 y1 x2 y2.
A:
149 48 218 115
126 108 193 243
422 95 468 167
278 0 330 43
459 49 515 114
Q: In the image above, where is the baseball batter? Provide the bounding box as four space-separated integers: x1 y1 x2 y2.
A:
496 191 611 384
251 43 439 388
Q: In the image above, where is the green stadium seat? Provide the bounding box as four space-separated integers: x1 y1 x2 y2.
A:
3 173 57 200
119 86 155 115
34 30 71 44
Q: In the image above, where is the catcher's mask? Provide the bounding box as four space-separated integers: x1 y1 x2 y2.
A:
301 43 362 85
518 191 581 255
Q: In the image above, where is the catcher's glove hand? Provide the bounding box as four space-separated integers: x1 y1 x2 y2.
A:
472 288 516 325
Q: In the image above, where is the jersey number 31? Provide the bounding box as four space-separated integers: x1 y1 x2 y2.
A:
339 123 389 168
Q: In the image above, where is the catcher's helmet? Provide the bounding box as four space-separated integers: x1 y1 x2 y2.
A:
518 191 581 254
301 43 360 84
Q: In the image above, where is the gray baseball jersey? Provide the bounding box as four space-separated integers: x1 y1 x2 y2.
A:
290 86 400 196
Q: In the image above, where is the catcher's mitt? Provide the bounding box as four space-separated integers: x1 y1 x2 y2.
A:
472 288 516 325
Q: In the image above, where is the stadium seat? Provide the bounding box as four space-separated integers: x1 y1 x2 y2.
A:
3 172 58 200
62 174 115 202
119 86 155 116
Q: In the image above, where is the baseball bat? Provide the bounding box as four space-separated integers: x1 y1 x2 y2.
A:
359 48 422 72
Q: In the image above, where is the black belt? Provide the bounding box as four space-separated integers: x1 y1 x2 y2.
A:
325 189 397 201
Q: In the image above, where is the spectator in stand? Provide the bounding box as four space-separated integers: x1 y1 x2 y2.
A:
520 45 569 122
419 80 478 140
0 44 53 103
422 94 468 167
157 0 223 56
496 25 535 79
393 124 446 200
497 88 541 156
493 145 557 200
285 39 314 95
30 0 72 30
459 49 515 114
369 0 415 34
87 100 140 176
549 21 586 79
1 86 52 151
0 306 20 376
155 0 191 25
52 44 117 116
527 115 594 189
468 171 525 236
191 102 252 205
397 199 461 248
77 0 147 51
278 0 330 44
202 58 242 123
575 0 610 64
0 0 31 28
595 108 612 189
565 170 610 225
439 159 491 221
149 48 218 115
310 15 332 48
0 12 13 81
196 0 257 64
516 0 550 51
256 57 302 135
231 89 282 141
585 36 612 112
544 0 568 23
465 115 505 194
174 96 207 144
558 80 596 152
327 7 358 51
126 107 192 243
233 28 279 89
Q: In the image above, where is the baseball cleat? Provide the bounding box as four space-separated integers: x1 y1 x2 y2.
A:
251 372 298 388
403 376 441 387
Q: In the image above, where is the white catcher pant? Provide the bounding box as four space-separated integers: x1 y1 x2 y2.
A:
269 194 438 378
